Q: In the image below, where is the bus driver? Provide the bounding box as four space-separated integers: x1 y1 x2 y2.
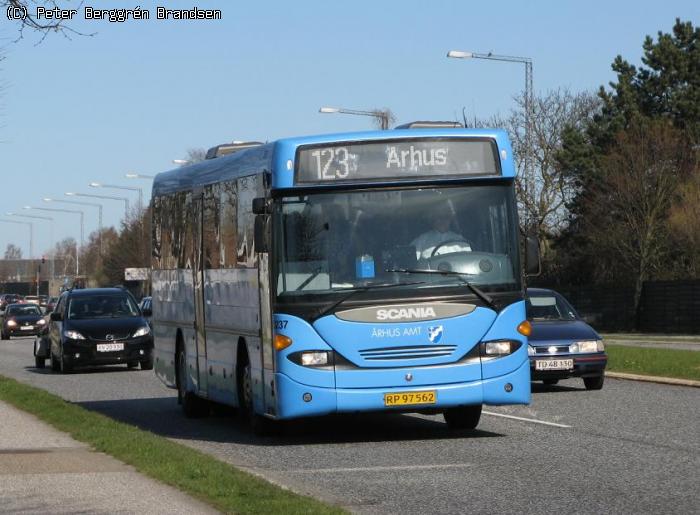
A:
411 202 471 260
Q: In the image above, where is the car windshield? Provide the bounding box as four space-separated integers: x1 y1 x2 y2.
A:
527 293 578 321
7 305 41 316
67 294 140 320
274 184 521 299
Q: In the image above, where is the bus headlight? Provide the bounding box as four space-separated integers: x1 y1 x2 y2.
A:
481 339 522 357
301 351 330 366
569 340 604 353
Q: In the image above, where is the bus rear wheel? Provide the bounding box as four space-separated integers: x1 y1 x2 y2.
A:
176 347 208 418
444 404 482 430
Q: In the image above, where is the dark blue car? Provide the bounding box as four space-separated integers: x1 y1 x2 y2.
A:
526 288 607 390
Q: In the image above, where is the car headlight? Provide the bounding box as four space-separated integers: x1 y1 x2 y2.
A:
132 326 150 338
37 319 46 325
569 340 604 353
64 330 85 340
7 320 17 327
527 344 535 356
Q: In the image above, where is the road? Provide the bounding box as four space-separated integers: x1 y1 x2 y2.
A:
1 335 698 514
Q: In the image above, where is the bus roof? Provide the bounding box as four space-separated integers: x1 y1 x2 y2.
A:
151 128 515 197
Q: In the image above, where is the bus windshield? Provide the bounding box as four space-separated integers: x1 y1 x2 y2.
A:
274 184 520 299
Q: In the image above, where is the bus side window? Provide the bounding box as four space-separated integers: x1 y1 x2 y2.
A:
152 196 163 269
203 185 221 269
220 180 237 268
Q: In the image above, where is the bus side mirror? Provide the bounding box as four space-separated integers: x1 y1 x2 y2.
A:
252 197 270 215
254 215 270 253
525 235 541 276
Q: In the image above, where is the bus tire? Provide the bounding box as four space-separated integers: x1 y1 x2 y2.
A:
176 346 208 418
583 375 604 390
237 351 277 436
444 404 482 430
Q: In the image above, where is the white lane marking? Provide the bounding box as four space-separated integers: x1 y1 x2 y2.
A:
483 410 572 428
292 463 473 473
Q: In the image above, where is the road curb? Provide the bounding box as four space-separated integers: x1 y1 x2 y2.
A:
606 371 700 388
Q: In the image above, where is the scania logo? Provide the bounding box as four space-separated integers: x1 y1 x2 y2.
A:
376 307 437 321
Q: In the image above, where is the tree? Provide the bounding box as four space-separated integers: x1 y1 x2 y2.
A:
4 243 22 259
3 1 93 41
667 166 700 277
53 237 77 276
556 19 700 289
176 148 207 166
577 120 693 319
462 89 600 267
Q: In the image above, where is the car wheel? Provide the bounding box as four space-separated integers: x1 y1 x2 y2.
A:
543 378 559 385
140 357 154 371
50 351 60 372
59 349 72 374
177 347 208 418
444 404 482 430
1 330 8 340
583 375 604 390
35 356 45 369
127 361 139 369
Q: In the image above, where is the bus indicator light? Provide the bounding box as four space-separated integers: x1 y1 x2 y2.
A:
517 320 532 337
274 334 292 351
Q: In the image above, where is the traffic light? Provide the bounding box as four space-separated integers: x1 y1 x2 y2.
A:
41 256 45 264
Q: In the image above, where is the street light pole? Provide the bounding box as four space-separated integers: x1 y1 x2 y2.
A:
319 106 390 130
66 192 129 222
447 50 534 178
0 218 33 259
7 212 55 281
44 197 103 255
125 172 155 179
90 182 143 214
24 206 84 276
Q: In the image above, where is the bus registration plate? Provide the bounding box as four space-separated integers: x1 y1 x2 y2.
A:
384 391 436 407
535 359 573 371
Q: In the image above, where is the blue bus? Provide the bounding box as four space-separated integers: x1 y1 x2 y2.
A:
151 125 537 433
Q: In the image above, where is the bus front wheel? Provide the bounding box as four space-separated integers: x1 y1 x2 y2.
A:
237 357 277 436
443 404 482 430
176 347 208 418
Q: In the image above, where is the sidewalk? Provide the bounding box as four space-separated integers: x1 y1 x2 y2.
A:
601 333 700 351
0 400 218 514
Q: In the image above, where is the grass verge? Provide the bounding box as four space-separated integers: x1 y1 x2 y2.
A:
606 344 700 381
0 375 345 515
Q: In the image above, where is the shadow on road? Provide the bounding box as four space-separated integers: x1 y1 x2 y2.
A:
24 364 144 375
531 382 584 394
76 396 505 446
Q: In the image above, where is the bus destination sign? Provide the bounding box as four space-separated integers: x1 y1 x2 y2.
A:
296 139 499 184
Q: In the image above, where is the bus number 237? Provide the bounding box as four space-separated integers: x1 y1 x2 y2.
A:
311 147 350 180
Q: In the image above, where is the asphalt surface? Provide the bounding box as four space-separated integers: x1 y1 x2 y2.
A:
1 335 698 514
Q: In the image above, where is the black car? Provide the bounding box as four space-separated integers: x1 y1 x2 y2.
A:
36 288 154 373
1 304 46 339
526 288 607 390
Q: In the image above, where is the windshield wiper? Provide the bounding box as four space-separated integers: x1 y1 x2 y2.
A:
385 268 498 311
316 281 425 319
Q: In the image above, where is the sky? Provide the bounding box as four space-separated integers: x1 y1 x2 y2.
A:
1 0 698 259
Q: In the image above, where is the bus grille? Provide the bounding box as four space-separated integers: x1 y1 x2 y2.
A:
359 345 457 361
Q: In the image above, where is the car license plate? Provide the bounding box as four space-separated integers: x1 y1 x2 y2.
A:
97 343 124 352
535 359 574 371
20 326 34 331
384 390 436 406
